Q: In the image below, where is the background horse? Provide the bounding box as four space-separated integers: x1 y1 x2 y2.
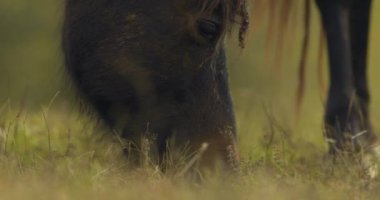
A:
251 0 378 157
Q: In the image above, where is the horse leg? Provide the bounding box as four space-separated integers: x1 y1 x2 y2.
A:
349 0 380 177
349 0 378 147
315 0 359 154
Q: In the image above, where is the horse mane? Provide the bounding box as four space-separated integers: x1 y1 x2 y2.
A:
250 0 326 115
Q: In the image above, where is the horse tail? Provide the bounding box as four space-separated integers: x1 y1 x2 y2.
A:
251 0 327 116
250 0 297 70
295 0 311 116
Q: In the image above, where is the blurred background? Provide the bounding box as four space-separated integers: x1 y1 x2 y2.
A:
1 0 380 154
0 0 64 105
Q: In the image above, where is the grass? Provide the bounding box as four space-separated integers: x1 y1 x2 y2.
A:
1 97 380 200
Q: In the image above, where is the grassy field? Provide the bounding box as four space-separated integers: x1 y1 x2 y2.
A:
1 0 380 199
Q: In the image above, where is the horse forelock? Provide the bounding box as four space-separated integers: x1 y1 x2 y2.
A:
198 0 249 47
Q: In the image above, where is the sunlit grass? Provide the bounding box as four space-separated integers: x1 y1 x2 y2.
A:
1 98 380 200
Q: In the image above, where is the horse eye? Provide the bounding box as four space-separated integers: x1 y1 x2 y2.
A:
197 19 220 42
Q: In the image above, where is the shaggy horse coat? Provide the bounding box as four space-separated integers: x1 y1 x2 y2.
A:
62 0 248 171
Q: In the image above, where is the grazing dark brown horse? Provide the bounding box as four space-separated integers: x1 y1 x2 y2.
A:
62 0 248 172
252 0 379 162
63 0 378 177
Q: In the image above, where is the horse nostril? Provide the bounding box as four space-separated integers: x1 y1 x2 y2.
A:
197 19 220 42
